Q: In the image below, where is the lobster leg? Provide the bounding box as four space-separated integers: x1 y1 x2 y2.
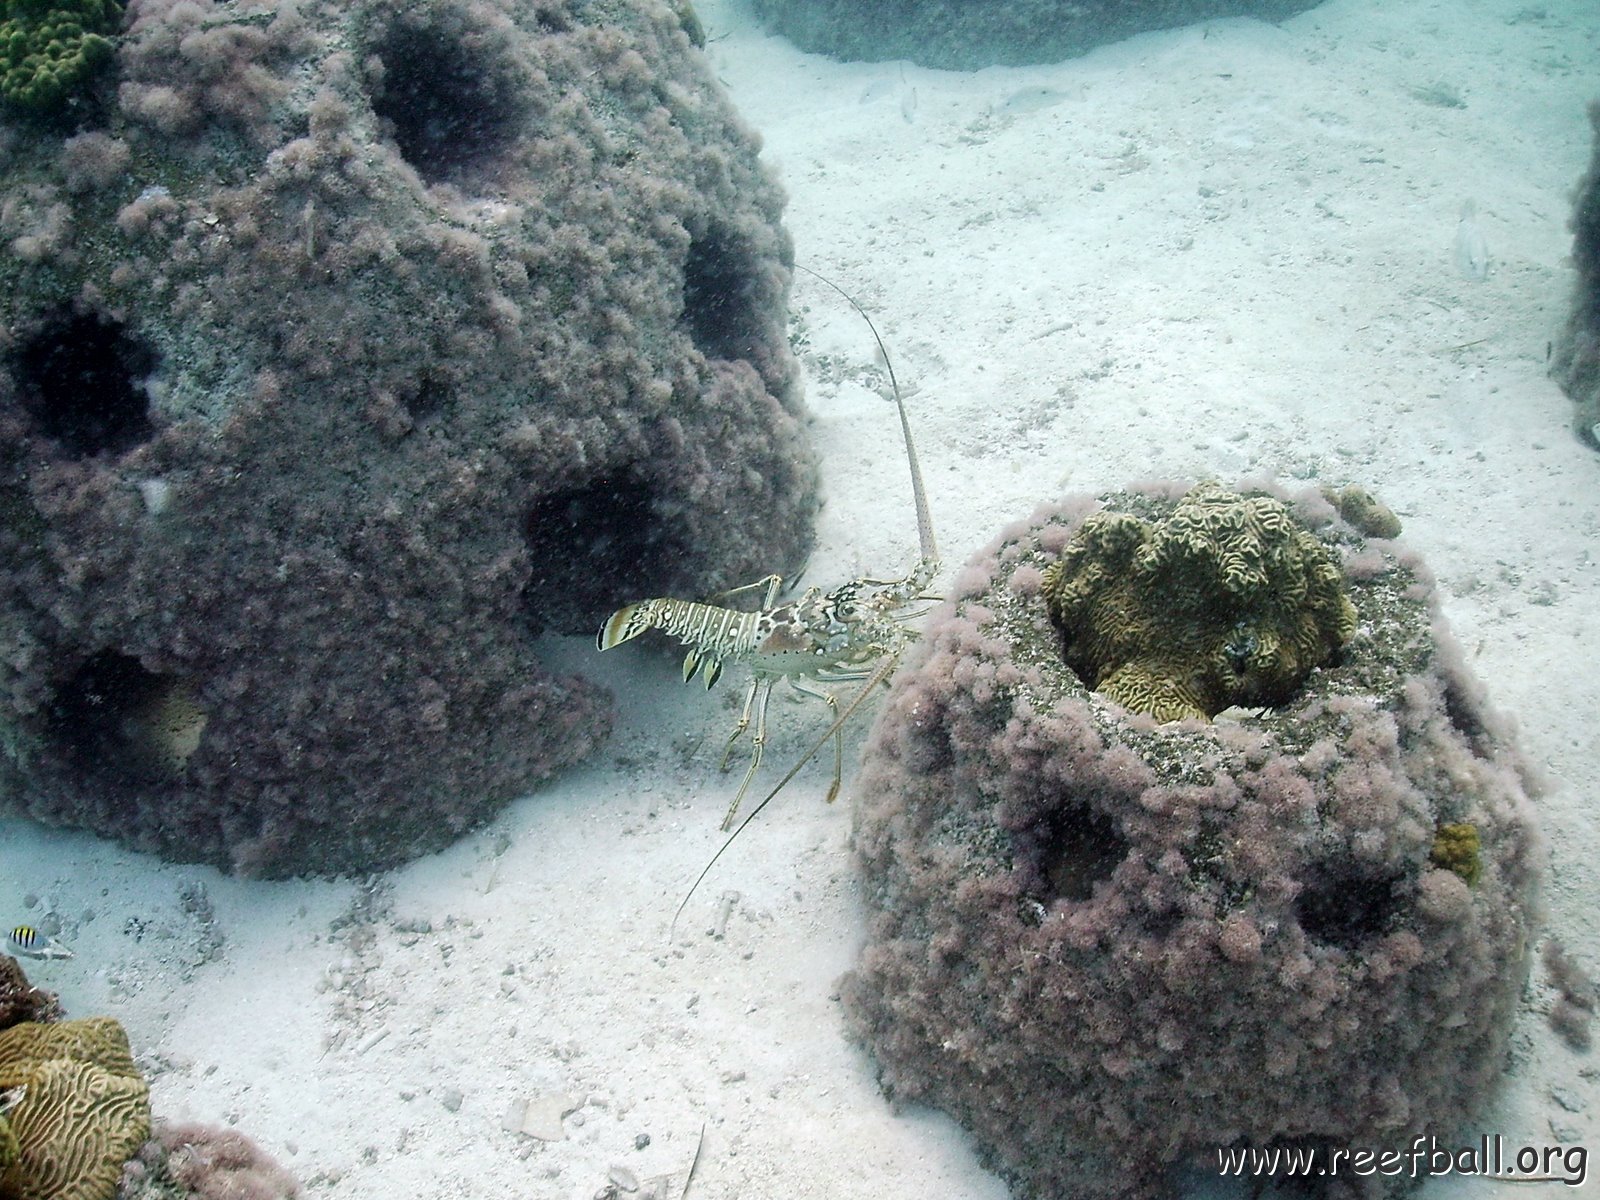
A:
719 676 773 830
719 675 763 771
672 651 904 938
789 676 843 804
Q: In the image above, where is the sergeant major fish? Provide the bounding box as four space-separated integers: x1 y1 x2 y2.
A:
6 926 74 960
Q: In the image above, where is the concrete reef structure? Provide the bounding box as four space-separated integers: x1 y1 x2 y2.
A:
0 0 817 875
843 483 1541 1200
748 0 1323 71
1554 101 1600 450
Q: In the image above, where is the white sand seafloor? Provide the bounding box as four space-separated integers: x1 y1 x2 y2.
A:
3 0 1599 1196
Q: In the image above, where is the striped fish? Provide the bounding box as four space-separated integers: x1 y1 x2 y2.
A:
6 926 74 961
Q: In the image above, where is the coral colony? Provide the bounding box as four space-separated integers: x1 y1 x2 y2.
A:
0 953 299 1200
0 0 815 875
843 483 1541 1200
0 1015 150 1200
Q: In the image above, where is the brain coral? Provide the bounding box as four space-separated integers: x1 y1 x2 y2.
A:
749 0 1322 70
841 483 1542 1200
1042 482 1356 722
0 0 817 874
0 1017 150 1200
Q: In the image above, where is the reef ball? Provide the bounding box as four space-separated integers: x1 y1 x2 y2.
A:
0 0 817 875
843 482 1541 1200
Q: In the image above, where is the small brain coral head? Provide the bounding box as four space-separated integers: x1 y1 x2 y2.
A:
0 1017 150 1200
1042 482 1356 721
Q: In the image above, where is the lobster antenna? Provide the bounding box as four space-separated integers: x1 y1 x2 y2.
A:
793 264 938 565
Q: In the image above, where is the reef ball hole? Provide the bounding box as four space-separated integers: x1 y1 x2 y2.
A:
682 226 766 364
1027 803 1130 903
49 651 208 784
370 21 525 185
10 312 156 458
1295 866 1402 950
403 369 453 429
522 468 689 635
1441 676 1491 756
532 6 572 33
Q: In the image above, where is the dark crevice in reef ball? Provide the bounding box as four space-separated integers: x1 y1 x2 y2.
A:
682 223 768 364
13 310 156 459
521 466 692 636
369 15 529 186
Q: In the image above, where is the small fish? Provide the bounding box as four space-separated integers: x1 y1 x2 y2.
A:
6 926 74 961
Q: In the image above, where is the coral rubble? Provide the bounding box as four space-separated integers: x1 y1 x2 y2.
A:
118 1121 299 1200
1554 101 1600 450
0 0 817 874
843 483 1542 1200
748 0 1322 70
0 956 61 1029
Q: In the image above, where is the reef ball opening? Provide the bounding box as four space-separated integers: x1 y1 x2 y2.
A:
10 310 156 460
48 650 208 787
368 11 529 187
683 223 768 365
1022 802 1130 905
521 466 689 635
1294 864 1404 951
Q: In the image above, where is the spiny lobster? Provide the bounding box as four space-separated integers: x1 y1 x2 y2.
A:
596 267 939 927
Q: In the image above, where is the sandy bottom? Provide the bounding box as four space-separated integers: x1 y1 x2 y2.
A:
3 0 1597 1196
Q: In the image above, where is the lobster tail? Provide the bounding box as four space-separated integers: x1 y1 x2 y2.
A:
597 603 649 651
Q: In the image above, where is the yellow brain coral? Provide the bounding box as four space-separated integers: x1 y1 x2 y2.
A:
1042 483 1357 721
0 1018 150 1200
1 1109 18 1174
